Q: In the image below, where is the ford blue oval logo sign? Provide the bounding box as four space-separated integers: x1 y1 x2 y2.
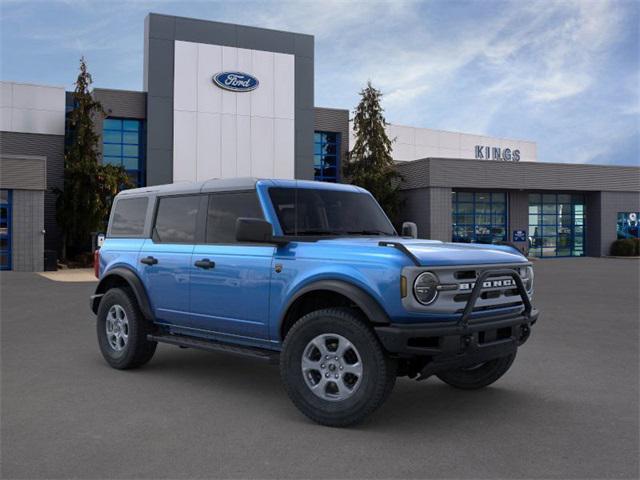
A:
212 72 259 92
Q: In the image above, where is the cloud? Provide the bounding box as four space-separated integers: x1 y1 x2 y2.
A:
1 0 637 165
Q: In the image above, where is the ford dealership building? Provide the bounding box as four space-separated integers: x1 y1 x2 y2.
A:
0 13 638 270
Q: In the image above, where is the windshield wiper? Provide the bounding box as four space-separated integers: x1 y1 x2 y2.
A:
289 229 395 237
346 230 393 236
293 229 345 236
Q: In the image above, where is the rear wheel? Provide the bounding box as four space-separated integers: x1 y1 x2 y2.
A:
436 352 516 390
280 308 396 427
97 288 157 369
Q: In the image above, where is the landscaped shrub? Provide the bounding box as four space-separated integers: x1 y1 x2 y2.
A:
610 238 640 256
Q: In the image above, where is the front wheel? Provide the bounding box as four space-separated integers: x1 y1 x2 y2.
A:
436 352 516 390
280 308 396 427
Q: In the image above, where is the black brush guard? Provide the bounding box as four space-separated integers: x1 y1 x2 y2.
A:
374 268 538 378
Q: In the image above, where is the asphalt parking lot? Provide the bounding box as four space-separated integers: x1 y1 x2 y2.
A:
1 258 638 479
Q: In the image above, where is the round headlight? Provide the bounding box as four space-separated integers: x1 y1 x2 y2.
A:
525 266 534 293
414 272 439 305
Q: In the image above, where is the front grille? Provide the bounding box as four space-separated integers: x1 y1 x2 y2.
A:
443 265 530 314
455 301 523 314
403 263 532 316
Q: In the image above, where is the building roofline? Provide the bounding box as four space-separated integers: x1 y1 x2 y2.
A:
396 157 640 170
1 80 66 90
384 124 537 145
396 157 640 192
315 106 350 113
147 12 314 39
92 87 145 95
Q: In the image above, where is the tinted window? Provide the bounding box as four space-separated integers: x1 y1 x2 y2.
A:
268 188 396 236
206 192 264 243
154 195 200 243
110 197 148 237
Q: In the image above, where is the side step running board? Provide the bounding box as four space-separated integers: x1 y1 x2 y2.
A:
147 333 280 364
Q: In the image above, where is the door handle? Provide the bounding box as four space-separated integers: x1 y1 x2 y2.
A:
194 258 215 269
140 256 158 266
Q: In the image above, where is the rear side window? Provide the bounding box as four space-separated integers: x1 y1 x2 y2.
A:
110 197 148 237
153 195 200 244
206 192 264 244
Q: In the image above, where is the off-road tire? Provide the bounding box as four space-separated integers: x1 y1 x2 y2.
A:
280 307 396 427
97 287 157 369
436 351 516 390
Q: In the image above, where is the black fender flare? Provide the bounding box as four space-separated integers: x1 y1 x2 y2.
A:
91 267 154 320
280 279 391 329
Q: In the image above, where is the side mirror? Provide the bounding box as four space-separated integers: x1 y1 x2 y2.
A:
401 222 418 239
236 218 287 245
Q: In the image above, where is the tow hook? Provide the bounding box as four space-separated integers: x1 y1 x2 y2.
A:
519 325 531 343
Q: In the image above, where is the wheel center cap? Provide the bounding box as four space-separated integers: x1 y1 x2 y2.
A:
328 363 336 371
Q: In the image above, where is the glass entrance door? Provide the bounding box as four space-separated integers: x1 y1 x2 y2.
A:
452 191 507 244
528 193 585 257
0 190 12 270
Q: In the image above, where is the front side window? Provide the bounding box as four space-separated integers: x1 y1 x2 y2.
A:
110 197 148 237
206 192 264 244
153 195 200 244
269 188 396 236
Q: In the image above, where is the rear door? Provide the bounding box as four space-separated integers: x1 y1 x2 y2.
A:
138 194 204 326
189 191 274 340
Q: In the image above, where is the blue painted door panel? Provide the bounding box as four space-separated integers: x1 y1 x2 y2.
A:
138 239 194 325
189 244 274 339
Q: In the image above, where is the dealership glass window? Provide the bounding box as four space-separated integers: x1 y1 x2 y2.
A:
314 132 341 183
102 118 146 186
528 193 585 257
0 190 12 270
451 191 507 244
616 212 639 239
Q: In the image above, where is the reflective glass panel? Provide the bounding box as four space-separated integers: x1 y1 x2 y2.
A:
528 193 585 257
313 131 341 182
102 117 145 186
451 191 507 244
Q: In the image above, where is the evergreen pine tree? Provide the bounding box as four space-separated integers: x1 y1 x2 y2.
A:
344 81 402 220
56 57 131 260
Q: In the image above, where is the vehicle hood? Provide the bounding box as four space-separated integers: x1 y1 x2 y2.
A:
314 237 528 266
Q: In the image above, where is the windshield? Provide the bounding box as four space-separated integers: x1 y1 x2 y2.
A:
269 187 397 237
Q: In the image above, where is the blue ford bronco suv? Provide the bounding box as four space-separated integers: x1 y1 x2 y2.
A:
91 178 538 427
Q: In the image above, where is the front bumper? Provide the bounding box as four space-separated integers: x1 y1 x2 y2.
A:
375 267 538 375
375 309 538 357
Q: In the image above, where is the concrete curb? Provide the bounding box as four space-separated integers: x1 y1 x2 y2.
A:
37 269 97 283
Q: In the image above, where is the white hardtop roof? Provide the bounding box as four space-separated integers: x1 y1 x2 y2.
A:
116 177 260 197
116 178 367 198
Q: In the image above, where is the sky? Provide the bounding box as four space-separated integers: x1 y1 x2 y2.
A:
1 0 638 166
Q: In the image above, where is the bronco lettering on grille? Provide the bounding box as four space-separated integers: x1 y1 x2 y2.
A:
458 279 515 291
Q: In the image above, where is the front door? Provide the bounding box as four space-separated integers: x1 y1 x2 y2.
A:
138 194 203 326
189 191 274 340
